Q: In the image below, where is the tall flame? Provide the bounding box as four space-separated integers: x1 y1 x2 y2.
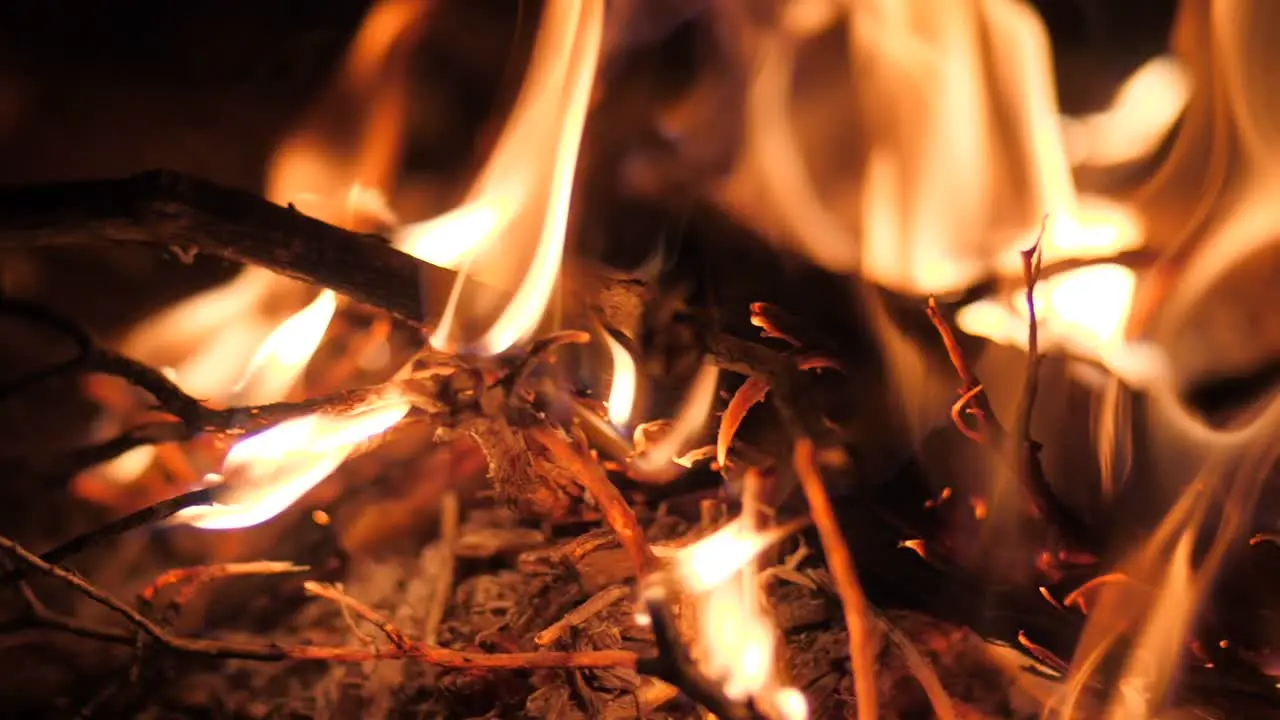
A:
396 0 605 355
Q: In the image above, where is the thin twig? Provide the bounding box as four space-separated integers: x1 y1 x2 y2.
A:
793 438 878 720
925 223 1090 550
140 561 310 621
875 613 958 720
528 425 658 576
0 487 216 586
0 534 639 669
535 584 632 647
1015 229 1047 519
423 491 459 645
926 297 997 444
717 375 770 468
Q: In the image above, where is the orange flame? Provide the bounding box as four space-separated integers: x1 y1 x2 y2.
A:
92 0 435 490
604 331 637 428
396 0 604 354
669 473 809 718
265 0 432 227
173 397 410 530
632 362 720 473
230 290 338 405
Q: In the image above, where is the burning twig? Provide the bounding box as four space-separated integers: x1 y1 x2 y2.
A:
924 222 1091 550
529 425 658 576
0 295 410 478
792 438 878 720
0 533 639 669
925 297 993 442
717 375 770 468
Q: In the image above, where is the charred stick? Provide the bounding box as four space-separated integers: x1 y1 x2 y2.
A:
0 533 640 669
0 170 644 332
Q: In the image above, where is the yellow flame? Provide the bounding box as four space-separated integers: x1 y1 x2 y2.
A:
396 0 604 355
632 362 720 473
173 398 410 530
670 473 808 718
231 290 338 405
1061 55 1191 168
604 332 637 428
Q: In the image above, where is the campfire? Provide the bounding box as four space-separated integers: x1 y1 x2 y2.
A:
0 1 1277 717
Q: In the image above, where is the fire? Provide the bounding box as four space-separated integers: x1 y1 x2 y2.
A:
1060 55 1191 169
396 0 604 355
230 290 338 406
129 0 606 529
667 471 809 719
603 330 637 428
173 397 410 530
263 0 431 228
633 362 720 474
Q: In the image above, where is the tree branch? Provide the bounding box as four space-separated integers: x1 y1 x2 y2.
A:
0 170 459 327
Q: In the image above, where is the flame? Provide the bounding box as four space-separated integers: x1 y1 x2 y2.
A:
670 471 808 718
632 362 720 473
1061 55 1191 169
173 397 410 530
604 331 637 428
264 0 431 227
230 290 338 405
89 0 435 490
395 0 604 355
